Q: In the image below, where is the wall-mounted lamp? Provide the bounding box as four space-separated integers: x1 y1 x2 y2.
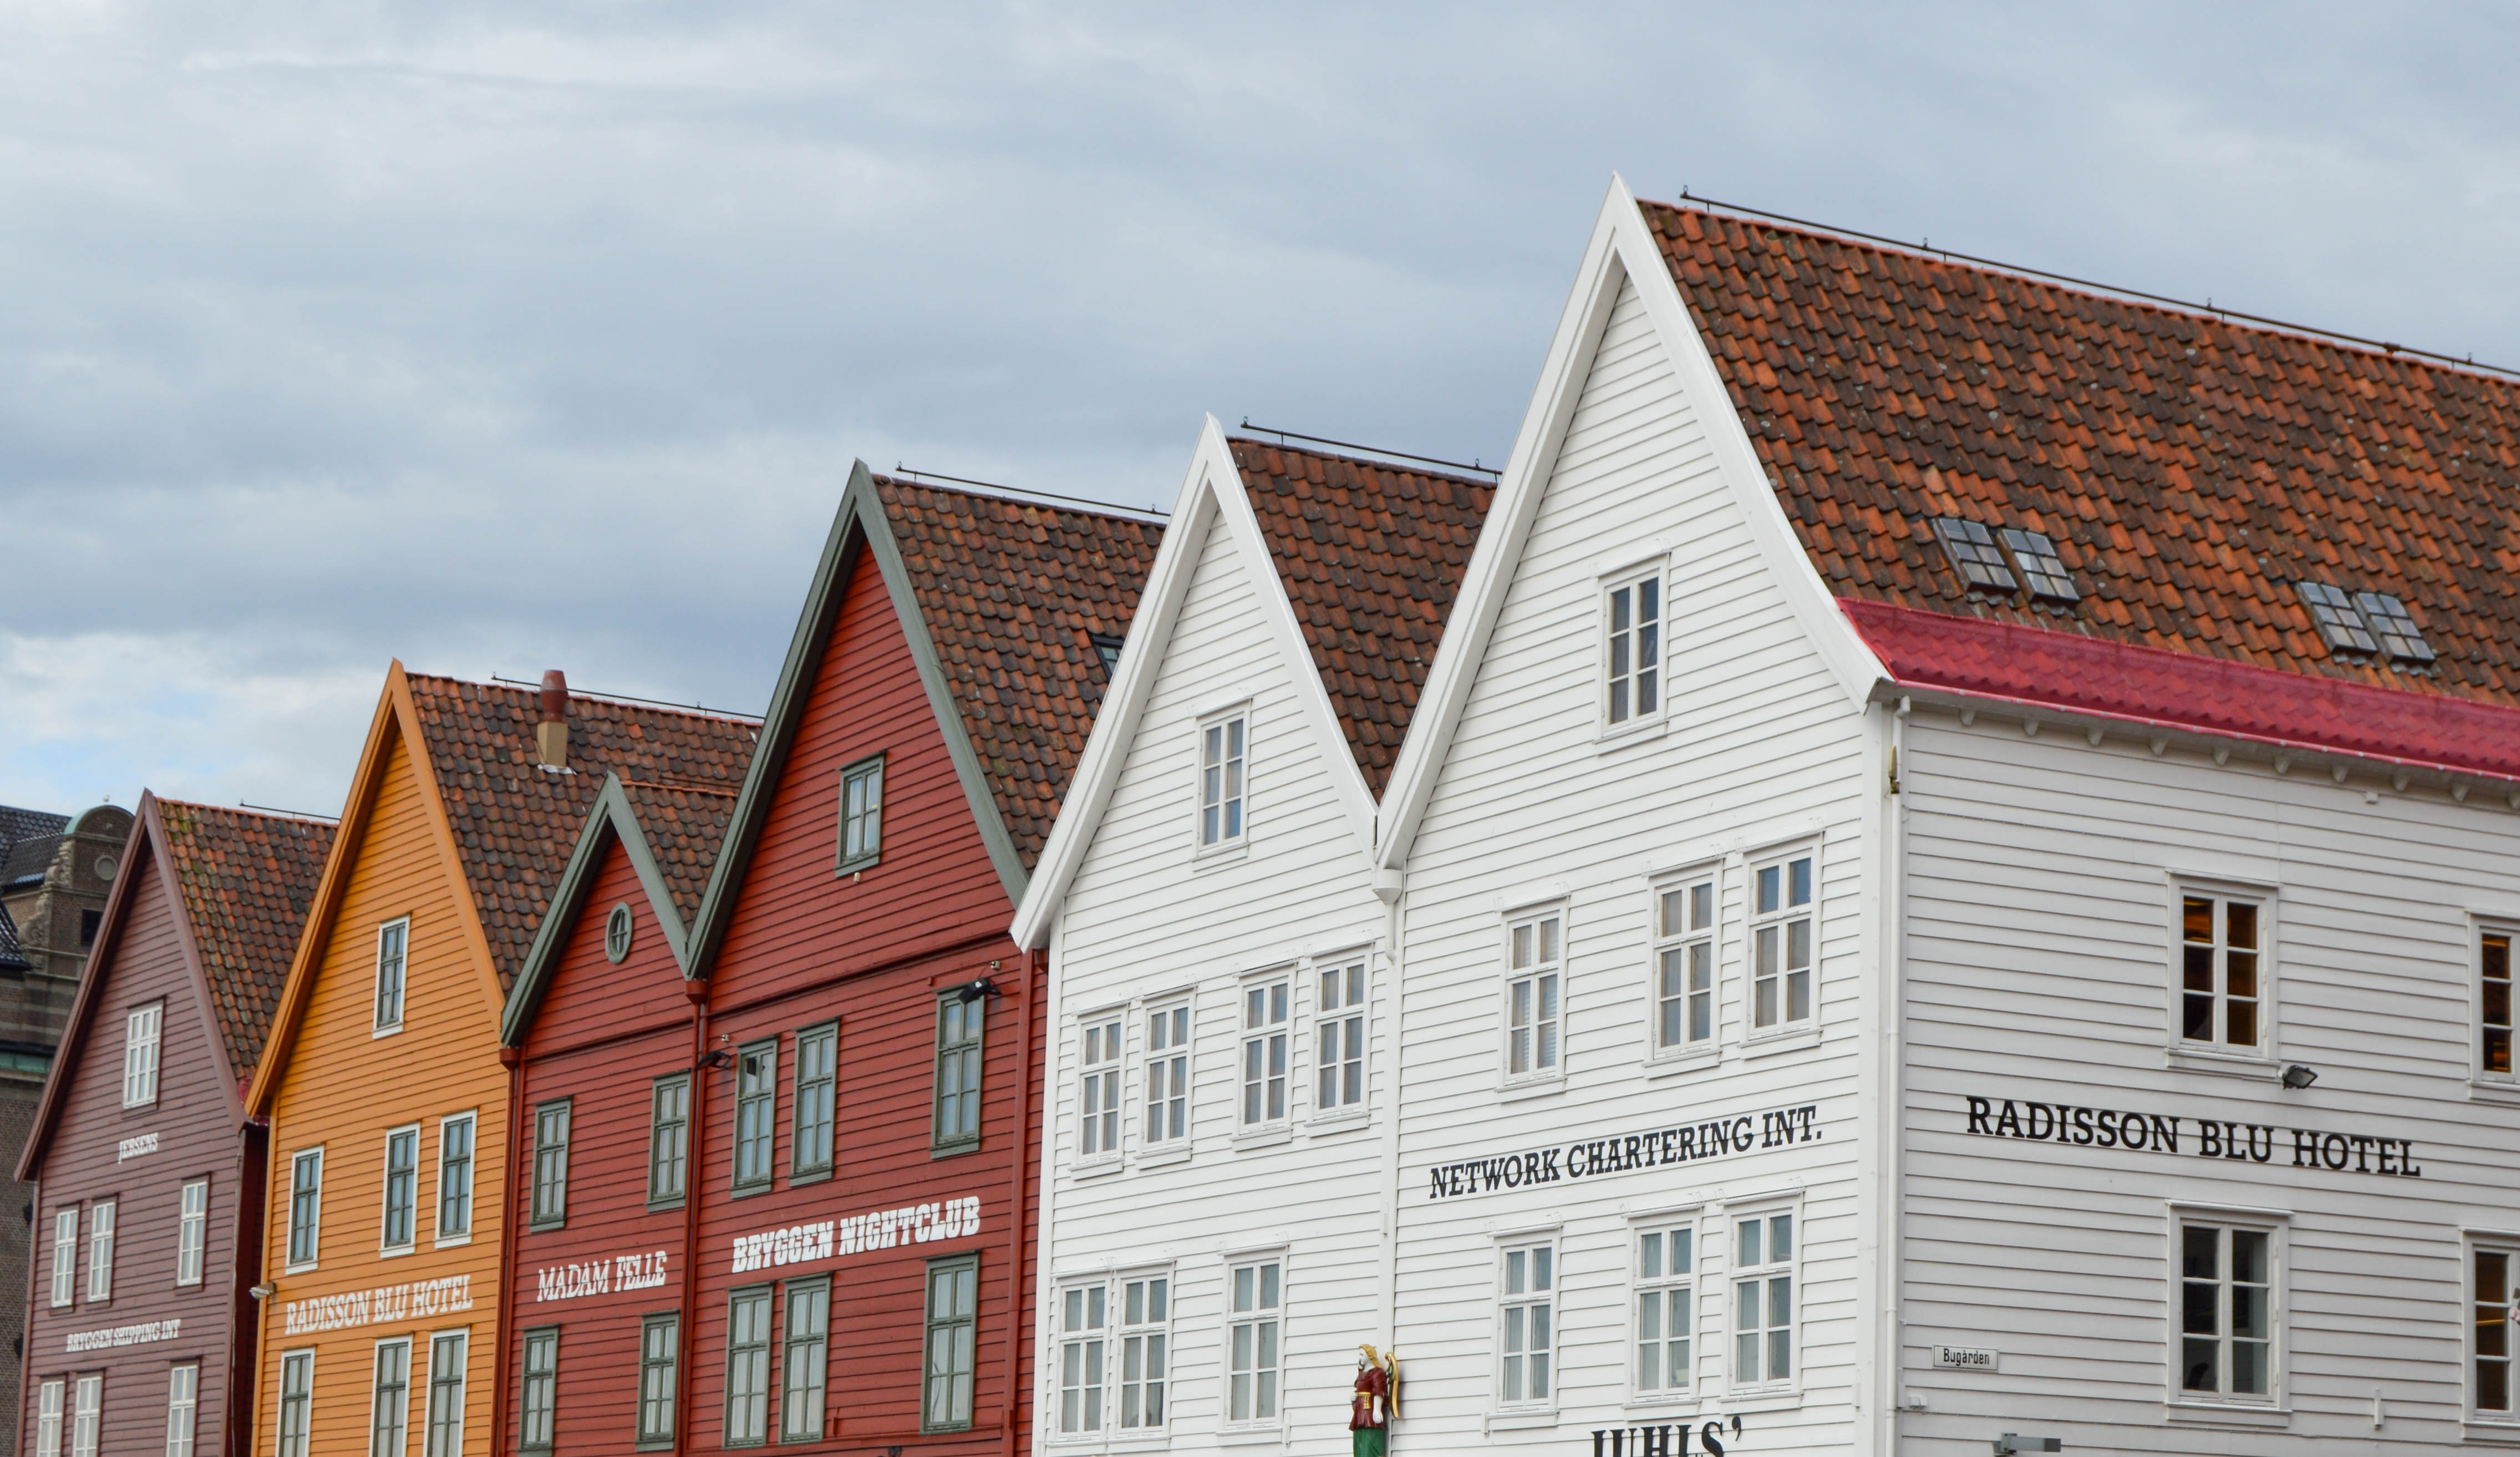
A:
699 1049 734 1071
1992 1437 2061 1455
2282 1064 2319 1090
956 977 1000 1005
250 1284 276 1301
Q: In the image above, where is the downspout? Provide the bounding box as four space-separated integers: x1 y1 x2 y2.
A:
1373 864 1406 1438
1881 696 1911 1454
495 1048 524 1457
1002 947 1042 1457
680 978 710 1457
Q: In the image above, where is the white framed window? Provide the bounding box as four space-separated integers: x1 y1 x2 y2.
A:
2472 1237 2518 1421
165 1364 199 1457
1056 1269 1173 1438
1078 1013 1123 1160
1315 960 1366 1113
122 1003 162 1107
1118 1271 1171 1433
424 1331 468 1457
370 1337 410 1457
277 1350 313 1457
2481 928 2512 1082
1749 851 1815 1033
781 1278 829 1441
436 1113 475 1242
87 1201 114 1301
373 918 409 1034
1654 872 1718 1056
69 1375 99 1457
1225 1256 1283 1427
1056 1281 1107 1436
1603 568 1664 729
50 1207 77 1306
2173 1212 2282 1405
1633 1216 1697 1400
1239 976 1291 1129
1198 712 1248 850
1504 912 1563 1082
1496 1237 1557 1410
287 1148 323 1270
176 1179 208 1286
2177 889 2268 1054
33 1378 61 1457
1730 1208 1796 1390
381 1124 420 1253
838 755 885 872
1143 1002 1190 1150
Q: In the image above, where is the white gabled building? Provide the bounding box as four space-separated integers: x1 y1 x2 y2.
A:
1024 178 2520 1457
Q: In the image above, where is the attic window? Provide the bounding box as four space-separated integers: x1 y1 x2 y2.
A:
2353 591 2437 664
1998 529 2080 603
1090 634 1125 681
2296 582 2381 655
1930 519 2016 593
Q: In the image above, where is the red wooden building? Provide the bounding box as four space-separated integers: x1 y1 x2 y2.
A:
497 464 1162 1455
16 796 332 1457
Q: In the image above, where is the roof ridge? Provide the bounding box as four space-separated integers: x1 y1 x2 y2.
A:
398 670 765 728
878 471 1171 525
1225 434 1500 488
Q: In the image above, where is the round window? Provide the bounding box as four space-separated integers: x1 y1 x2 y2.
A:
94 855 118 882
604 902 635 963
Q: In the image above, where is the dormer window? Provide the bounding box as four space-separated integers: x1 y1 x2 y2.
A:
1929 518 2016 593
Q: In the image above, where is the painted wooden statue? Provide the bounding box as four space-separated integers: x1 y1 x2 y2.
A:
1351 1344 1399 1455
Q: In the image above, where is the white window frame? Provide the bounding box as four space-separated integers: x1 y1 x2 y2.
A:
1726 1200 1800 1395
286 1147 323 1272
1141 999 1191 1158
2468 1232 2520 1426
33 1378 61 1457
1312 955 1369 1120
1115 1267 1173 1436
1600 562 1667 735
1746 848 1816 1039
164 1363 199 1457
86 1200 114 1302
69 1374 99 1457
122 1002 162 1108
372 917 409 1037
276 1349 314 1457
176 1179 208 1286
370 1336 411 1457
435 1111 475 1246
1076 1011 1124 1167
1054 1278 1110 1439
2168 880 2278 1068
2478 922 2514 1086
1630 1209 1701 1405
1236 972 1293 1135
1502 907 1566 1088
1222 1252 1286 1431
424 1329 468 1457
1196 708 1250 855
50 1207 77 1307
1650 867 1720 1065
2165 1202 2286 1412
380 1123 421 1255
1493 1232 1559 1414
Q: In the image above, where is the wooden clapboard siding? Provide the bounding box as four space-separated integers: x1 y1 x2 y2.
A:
1896 711 2520 1450
1394 273 1872 1450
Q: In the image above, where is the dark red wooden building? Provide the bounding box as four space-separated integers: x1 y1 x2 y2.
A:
497 463 1162 1456
16 796 332 1457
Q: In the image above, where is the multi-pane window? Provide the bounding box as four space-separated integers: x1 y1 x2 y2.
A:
70 1375 99 1457
383 1126 419 1251
734 1041 777 1190
1227 1259 1283 1425
2478 1246 2517 1417
2294 582 2436 663
1498 1241 1555 1407
1604 573 1662 725
176 1180 207 1286
277 1352 313 1457
424 1332 468 1457
370 1339 410 1457
1932 517 2017 592
2483 932 2512 1079
1240 979 1290 1126
437 1114 474 1240
782 1278 830 1441
50 1208 75 1306
87 1201 114 1301
933 998 983 1152
33 1379 60 1457
2179 894 2263 1050
2179 1222 2274 1400
1200 715 1247 848
1750 854 1814 1030
649 1075 691 1206
373 919 408 1033
638 1314 680 1447
165 1365 198 1457
1079 1015 1123 1158
1144 1004 1189 1148
1506 914 1562 1079
1120 1273 1171 1431
1316 962 1366 1111
1732 1212 1794 1387
724 1287 771 1446
1656 876 1716 1052
793 1024 837 1179
122 1003 161 1106
1058 1282 1107 1435
1998 527 2080 602
924 1256 979 1432
519 1329 557 1453
839 756 885 870
2298 580 2378 653
1058 1273 1171 1434
531 1100 571 1227
2355 591 2437 664
288 1149 322 1267
1634 1222 1695 1398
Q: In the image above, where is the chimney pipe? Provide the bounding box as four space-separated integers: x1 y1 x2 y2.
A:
536 670 569 770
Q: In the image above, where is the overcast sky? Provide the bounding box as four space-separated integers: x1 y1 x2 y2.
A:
5 2 2517 818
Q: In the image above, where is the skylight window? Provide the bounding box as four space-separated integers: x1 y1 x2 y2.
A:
1090 634 1124 680
2353 591 2437 664
2296 582 2380 656
1930 518 2016 593
1998 528 2080 603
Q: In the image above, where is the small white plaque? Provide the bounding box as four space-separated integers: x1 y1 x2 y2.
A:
1934 1344 2000 1371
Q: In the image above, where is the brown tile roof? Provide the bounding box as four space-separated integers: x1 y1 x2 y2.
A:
617 779 738 926
1229 439 1498 796
154 801 336 1077
403 675 758 990
1640 199 2520 709
872 478 1166 867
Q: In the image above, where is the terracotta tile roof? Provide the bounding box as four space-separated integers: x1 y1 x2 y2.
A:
872 479 1166 867
1229 439 1498 797
154 800 336 1077
617 779 739 926
403 675 758 990
1641 200 2520 711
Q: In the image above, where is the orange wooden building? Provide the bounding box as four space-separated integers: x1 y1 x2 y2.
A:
244 665 754 1457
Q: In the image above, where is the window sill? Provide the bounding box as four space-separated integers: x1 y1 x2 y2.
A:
527 1219 566 1234
1483 1411 1559 1433
834 854 881 879
1595 719 1670 755
1192 841 1251 872
2469 1078 2520 1104
1716 1389 1803 1415
1231 1126 1293 1152
2164 1399 2290 1426
790 1167 832 1187
1620 1397 1701 1417
1136 1144 1192 1170
1498 1077 1567 1103
646 1197 687 1215
930 1142 981 1161
1307 1108 1372 1135
1645 1050 1720 1079
1072 1156 1126 1181
1741 1028 1820 1060
283 1262 316 1277
2163 1047 2280 1081
379 1245 416 1259
371 1026 404 1040
432 1235 471 1250
2466 1420 2520 1444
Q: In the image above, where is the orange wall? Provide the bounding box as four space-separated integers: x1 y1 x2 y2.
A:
255 725 511 1455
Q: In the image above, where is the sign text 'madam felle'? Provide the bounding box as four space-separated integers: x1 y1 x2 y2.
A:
1427 1105 1821 1200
